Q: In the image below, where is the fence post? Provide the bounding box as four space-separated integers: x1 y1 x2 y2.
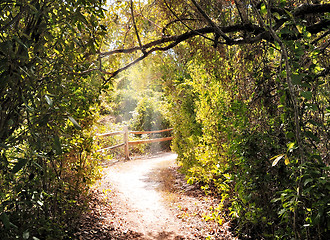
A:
123 125 129 160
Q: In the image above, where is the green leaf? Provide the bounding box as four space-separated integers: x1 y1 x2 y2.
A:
270 154 285 167
284 9 294 20
13 36 28 49
68 116 82 130
304 178 313 186
278 208 286 216
8 119 14 125
22 95 34 112
286 131 295 139
28 3 38 13
260 3 267 15
287 142 295 150
311 154 322 162
279 27 290 36
291 74 303 85
77 12 89 25
45 95 53 106
187 178 194 185
301 91 313 100
53 135 62 155
305 103 318 111
0 213 17 229
0 213 10 229
296 25 304 34
32 160 43 170
287 142 296 153
12 158 28 174
1 153 9 166
280 0 286 6
304 131 319 142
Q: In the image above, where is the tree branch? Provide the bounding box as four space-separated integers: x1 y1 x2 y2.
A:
307 19 330 34
162 18 202 36
100 23 266 57
163 0 214 42
293 3 330 16
190 0 234 44
100 1 330 58
98 3 330 83
253 1 303 163
130 0 145 54
102 39 183 85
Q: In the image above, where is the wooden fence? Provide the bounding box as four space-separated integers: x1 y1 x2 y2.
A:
96 126 173 160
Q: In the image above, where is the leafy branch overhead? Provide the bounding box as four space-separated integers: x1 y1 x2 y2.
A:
99 1 330 80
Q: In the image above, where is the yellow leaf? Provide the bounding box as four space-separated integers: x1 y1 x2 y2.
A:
284 156 290 165
296 25 303 34
287 142 295 150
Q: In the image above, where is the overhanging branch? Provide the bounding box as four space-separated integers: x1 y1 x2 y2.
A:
102 39 182 84
100 23 266 58
191 0 234 44
98 3 330 83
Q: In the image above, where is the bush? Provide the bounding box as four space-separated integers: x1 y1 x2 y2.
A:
131 97 170 131
165 50 330 239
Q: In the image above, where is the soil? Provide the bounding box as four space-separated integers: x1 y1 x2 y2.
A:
74 152 238 240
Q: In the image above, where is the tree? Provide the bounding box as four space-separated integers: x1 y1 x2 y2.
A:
0 0 106 238
100 1 329 168
101 0 329 78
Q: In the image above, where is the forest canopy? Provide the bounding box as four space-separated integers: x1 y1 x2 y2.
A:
1 0 329 239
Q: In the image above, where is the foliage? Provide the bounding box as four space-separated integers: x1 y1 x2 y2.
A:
0 0 106 239
130 92 170 132
164 31 329 239
2 0 329 239
108 89 139 121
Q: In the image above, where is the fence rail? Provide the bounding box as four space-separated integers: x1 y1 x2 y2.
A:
129 128 173 134
97 131 124 137
128 136 173 145
96 126 173 159
97 143 125 152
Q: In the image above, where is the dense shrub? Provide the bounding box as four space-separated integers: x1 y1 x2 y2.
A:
166 46 329 239
0 1 105 238
130 95 171 131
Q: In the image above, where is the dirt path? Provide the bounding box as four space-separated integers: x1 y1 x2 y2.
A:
74 152 237 240
101 153 188 239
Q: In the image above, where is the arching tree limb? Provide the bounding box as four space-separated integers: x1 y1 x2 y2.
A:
98 2 330 81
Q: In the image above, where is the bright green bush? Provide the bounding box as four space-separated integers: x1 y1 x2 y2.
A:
110 89 139 121
166 44 329 239
130 95 171 131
